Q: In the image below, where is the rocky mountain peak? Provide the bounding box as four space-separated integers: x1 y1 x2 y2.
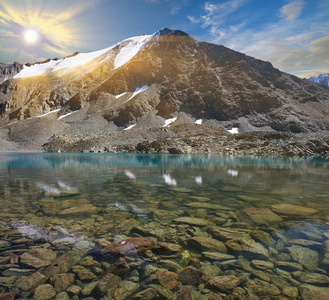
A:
157 28 190 37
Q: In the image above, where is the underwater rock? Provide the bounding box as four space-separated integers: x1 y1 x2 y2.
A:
101 237 155 256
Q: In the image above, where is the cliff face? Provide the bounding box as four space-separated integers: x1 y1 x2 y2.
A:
0 28 329 154
0 62 24 85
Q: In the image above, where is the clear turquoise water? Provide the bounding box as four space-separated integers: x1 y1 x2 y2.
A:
1 153 329 297
1 153 328 218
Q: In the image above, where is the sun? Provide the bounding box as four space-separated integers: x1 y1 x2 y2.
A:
24 29 39 44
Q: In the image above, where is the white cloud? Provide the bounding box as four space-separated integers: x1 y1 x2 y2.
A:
280 0 304 21
188 1 329 77
187 15 200 23
188 0 249 43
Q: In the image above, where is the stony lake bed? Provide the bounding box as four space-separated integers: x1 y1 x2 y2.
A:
0 153 329 300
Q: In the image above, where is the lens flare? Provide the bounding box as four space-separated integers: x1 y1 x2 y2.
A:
24 29 39 44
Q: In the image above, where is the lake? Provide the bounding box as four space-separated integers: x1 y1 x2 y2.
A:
0 153 329 299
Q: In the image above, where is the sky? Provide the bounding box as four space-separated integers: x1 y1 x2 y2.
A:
0 0 328 78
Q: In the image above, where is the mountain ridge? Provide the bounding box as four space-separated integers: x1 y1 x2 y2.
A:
308 74 329 87
1 28 329 155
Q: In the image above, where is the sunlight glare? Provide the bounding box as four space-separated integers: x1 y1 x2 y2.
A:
24 29 39 44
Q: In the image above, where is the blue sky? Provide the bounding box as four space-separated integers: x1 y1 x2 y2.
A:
0 0 328 78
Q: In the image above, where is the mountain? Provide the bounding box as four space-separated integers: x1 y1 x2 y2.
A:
308 74 329 87
1 28 329 155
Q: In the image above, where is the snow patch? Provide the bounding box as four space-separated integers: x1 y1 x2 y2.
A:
163 117 177 127
195 119 203 125
115 92 127 99
124 85 149 103
114 34 153 69
58 111 78 120
14 46 115 79
124 124 137 131
228 127 239 134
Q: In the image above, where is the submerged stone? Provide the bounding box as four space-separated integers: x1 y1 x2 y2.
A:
20 248 57 269
237 208 283 225
188 236 227 253
299 284 329 300
33 284 56 300
93 273 121 297
206 275 241 293
202 252 235 261
174 217 208 226
114 280 140 300
298 273 329 285
270 204 319 218
101 237 155 256
15 271 47 291
50 273 75 293
178 266 203 285
59 204 100 216
72 265 97 280
150 269 179 290
226 238 269 260
288 245 319 271
210 227 250 241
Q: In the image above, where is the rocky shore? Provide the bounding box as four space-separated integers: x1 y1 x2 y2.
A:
1 182 329 299
42 124 329 157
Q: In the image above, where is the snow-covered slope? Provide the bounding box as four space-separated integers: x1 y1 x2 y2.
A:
13 34 155 79
114 34 153 69
308 74 329 87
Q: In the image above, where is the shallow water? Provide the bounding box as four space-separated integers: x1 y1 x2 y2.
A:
1 153 329 299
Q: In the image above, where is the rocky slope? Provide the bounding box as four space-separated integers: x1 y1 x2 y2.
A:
1 28 329 155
